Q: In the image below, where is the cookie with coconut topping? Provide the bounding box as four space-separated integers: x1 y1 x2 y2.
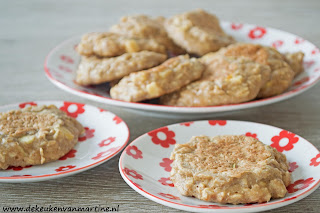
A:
160 53 271 106
110 14 185 55
76 32 166 57
75 51 167 85
164 9 235 55
283 51 304 77
170 135 291 204
110 55 204 102
0 105 84 170
221 43 295 98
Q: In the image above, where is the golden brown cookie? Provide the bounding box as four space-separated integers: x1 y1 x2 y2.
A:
75 51 167 85
110 55 204 102
0 105 84 170
110 15 185 55
160 54 271 106
164 9 235 56
76 32 166 57
283 51 304 77
221 43 295 98
170 135 291 204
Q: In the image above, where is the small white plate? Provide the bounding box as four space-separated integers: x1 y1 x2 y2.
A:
119 120 320 212
0 100 130 183
44 22 320 118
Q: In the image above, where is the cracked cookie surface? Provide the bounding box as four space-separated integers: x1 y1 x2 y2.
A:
75 51 167 85
170 135 291 204
160 53 270 106
110 55 204 102
221 43 295 98
0 105 84 170
76 32 166 57
110 15 185 55
164 9 235 56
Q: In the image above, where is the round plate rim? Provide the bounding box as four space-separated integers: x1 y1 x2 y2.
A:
0 100 130 182
118 120 320 212
44 21 320 114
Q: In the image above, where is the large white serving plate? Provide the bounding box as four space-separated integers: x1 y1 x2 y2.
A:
45 22 320 117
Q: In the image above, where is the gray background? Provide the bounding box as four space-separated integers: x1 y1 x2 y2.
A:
0 0 319 212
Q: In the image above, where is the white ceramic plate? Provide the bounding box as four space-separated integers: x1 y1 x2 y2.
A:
0 100 129 183
44 22 320 117
119 120 320 212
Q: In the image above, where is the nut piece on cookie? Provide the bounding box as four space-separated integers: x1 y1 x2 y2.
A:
110 55 204 102
283 51 305 77
221 43 295 98
110 14 185 55
160 53 271 106
170 135 291 204
164 9 235 56
75 51 167 86
76 32 166 57
0 105 84 170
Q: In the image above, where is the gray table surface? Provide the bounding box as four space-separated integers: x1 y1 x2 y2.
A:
0 0 319 212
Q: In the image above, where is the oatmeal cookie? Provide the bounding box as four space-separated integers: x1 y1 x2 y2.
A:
164 9 235 56
110 55 204 102
110 14 185 54
76 32 166 57
75 51 167 85
170 135 291 204
160 54 271 106
221 43 295 98
283 51 304 77
0 105 84 170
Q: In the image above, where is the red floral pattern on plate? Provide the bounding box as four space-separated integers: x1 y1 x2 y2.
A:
272 40 284 48
180 121 194 126
158 177 174 187
294 37 304 44
19 102 37 109
55 165 76 172
148 127 176 148
287 178 315 193
310 153 320 167
158 193 180 200
124 168 143 180
271 130 299 152
160 158 173 172
58 65 73 73
304 60 315 68
311 48 320 55
52 71 63 78
208 120 227 126
60 55 74 64
231 23 243 30
245 132 258 139
98 137 116 147
92 147 120 160
59 149 77 160
126 145 143 159
248 27 267 39
289 162 299 172
113 116 122 124
11 175 32 177
293 77 310 87
6 165 32 171
99 108 108 112
78 127 95 142
60 102 85 118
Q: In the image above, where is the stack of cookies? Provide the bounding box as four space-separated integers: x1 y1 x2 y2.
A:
75 9 304 107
